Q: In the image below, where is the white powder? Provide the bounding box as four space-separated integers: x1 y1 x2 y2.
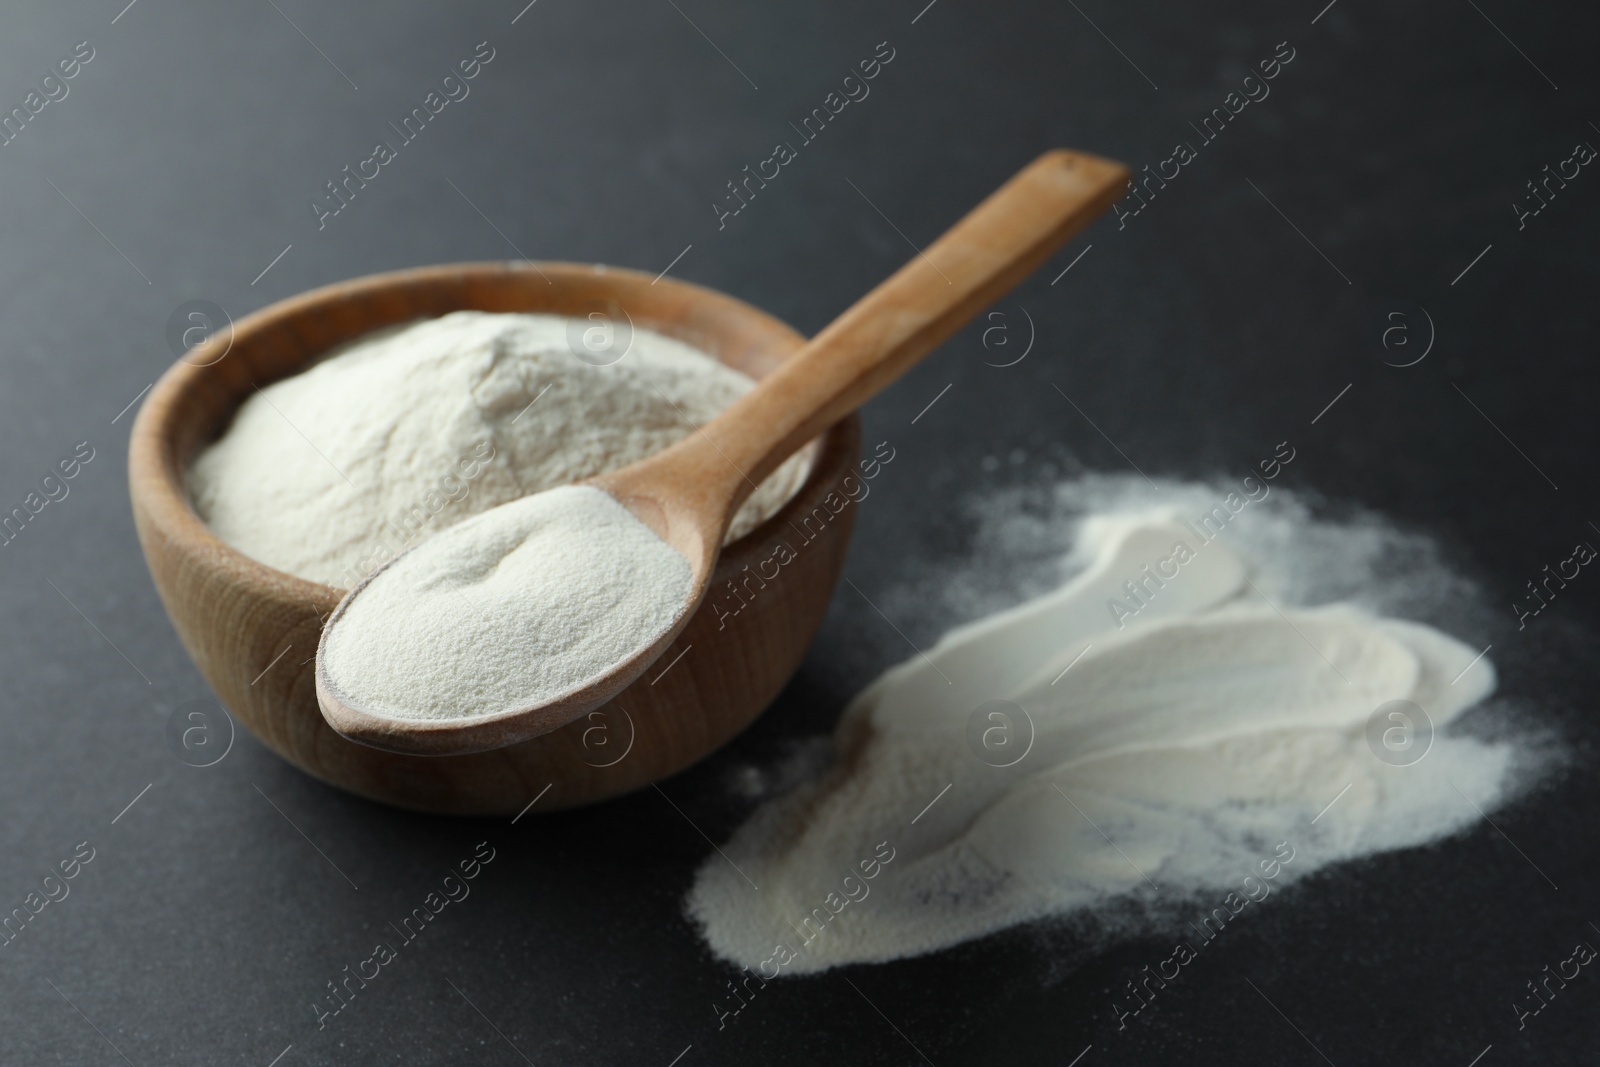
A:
320 485 691 720
190 311 809 588
687 482 1531 975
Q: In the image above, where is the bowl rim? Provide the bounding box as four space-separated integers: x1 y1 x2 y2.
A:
128 260 845 610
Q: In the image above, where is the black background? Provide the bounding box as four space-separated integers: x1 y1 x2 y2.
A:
0 1 1596 1063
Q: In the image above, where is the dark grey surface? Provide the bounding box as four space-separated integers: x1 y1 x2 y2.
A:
1 0 1596 1063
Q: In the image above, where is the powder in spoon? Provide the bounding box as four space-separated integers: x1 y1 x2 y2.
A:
190 311 810 588
320 485 691 721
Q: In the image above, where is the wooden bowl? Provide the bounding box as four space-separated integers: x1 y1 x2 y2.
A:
128 262 860 815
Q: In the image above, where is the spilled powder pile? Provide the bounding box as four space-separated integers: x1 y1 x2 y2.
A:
688 479 1531 975
190 311 809 588
320 485 691 720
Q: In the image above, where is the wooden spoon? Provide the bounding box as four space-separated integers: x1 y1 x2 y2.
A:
316 149 1128 756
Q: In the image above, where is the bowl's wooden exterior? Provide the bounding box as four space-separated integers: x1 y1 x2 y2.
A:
128 262 859 815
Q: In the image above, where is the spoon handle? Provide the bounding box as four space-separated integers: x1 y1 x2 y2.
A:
708 149 1127 508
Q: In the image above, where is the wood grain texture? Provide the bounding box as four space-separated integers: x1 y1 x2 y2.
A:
128 261 860 815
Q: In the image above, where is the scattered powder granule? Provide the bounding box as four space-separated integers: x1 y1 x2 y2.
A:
688 485 1535 975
